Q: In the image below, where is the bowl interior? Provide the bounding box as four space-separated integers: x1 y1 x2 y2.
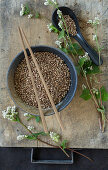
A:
7 46 77 116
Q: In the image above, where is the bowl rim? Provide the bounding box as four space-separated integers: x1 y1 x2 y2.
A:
7 45 77 116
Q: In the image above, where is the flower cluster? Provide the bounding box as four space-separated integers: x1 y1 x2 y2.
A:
58 20 63 29
2 106 19 121
92 88 99 95
57 9 62 19
79 52 90 61
55 40 62 48
17 135 28 141
87 17 100 25
49 131 60 142
47 23 53 32
27 125 34 131
28 14 33 19
44 0 57 6
20 4 25 16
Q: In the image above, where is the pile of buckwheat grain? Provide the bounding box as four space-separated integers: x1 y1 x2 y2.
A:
14 52 71 109
63 15 77 36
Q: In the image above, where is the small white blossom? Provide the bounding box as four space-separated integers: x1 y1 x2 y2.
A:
92 88 98 95
27 125 34 131
83 52 90 60
57 9 62 19
49 131 60 142
58 20 63 29
28 14 33 19
17 135 28 141
93 17 100 25
20 10 24 16
24 113 29 117
21 4 24 9
93 34 97 41
47 23 53 32
87 20 93 24
55 40 62 48
88 66 93 70
82 84 86 90
79 56 82 59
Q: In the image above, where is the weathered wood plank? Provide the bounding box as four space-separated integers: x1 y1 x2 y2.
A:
0 0 108 148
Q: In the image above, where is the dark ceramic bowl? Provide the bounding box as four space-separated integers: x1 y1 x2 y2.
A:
7 46 77 116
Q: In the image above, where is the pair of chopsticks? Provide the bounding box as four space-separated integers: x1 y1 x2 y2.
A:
18 27 64 133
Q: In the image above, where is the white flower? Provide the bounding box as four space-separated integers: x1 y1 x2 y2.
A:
7 106 11 112
11 106 16 113
24 113 29 117
83 52 90 60
44 1 49 5
88 66 93 70
93 17 100 25
27 125 34 131
2 106 18 121
21 4 25 9
55 40 62 48
79 56 82 59
49 131 60 142
92 88 98 95
82 84 86 90
87 20 93 24
47 23 53 32
2 110 7 119
28 14 33 19
93 34 97 41
17 135 27 141
57 9 62 19
58 20 63 29
20 10 24 16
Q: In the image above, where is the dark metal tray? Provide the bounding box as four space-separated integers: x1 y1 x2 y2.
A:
31 147 73 164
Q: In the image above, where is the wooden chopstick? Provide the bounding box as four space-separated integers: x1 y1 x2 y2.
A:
20 27 64 131
18 27 48 133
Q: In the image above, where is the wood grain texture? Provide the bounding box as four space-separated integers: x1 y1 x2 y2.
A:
0 0 108 148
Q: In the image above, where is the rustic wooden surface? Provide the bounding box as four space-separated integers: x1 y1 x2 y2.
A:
0 0 108 148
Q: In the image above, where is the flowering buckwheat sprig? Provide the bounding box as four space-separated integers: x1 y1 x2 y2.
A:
44 0 57 6
49 131 60 142
17 135 28 141
2 106 20 122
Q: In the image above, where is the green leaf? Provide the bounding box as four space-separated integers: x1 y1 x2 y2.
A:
58 30 65 39
61 140 67 150
80 88 92 100
35 12 40 18
24 4 30 15
60 48 68 54
79 57 86 67
69 43 84 56
87 63 100 74
50 25 59 33
96 86 108 102
75 65 81 75
35 116 41 123
101 86 108 102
